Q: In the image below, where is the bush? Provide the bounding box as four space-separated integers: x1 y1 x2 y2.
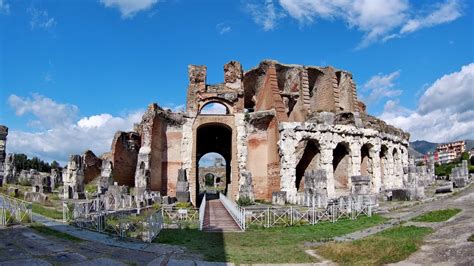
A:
85 183 98 195
176 202 192 209
237 196 253 207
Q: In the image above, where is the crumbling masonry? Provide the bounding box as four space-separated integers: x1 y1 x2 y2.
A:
64 60 413 206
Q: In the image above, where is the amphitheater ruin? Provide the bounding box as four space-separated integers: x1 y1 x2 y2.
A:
56 59 430 207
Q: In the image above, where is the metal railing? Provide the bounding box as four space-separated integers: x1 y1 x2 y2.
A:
62 199 164 243
0 193 33 226
243 196 373 229
199 193 207 230
219 192 245 231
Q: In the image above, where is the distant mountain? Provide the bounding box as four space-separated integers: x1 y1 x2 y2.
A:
409 140 438 155
408 146 423 158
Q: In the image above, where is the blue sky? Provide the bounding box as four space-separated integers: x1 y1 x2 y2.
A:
1 0 473 164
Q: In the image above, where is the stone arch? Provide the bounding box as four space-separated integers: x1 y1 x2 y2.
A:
379 144 389 190
295 139 321 192
199 100 232 115
333 142 351 193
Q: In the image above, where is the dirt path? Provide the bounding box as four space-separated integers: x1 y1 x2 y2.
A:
389 187 474 265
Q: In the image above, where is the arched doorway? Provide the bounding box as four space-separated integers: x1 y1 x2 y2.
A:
196 123 232 203
333 142 351 194
295 140 321 192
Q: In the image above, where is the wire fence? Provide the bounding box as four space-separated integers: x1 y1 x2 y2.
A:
0 193 33 226
63 200 164 243
244 196 373 229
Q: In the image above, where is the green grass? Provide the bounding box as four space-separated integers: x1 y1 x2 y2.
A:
156 214 386 263
316 226 433 265
30 223 83 242
411 208 461 223
32 203 63 220
468 234 474 242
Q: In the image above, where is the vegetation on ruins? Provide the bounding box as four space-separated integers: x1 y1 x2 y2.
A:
236 196 253 207
156 215 386 263
411 208 461 222
316 226 433 265
469 234 474 242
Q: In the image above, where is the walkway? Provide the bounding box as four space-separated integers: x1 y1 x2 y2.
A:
202 199 241 232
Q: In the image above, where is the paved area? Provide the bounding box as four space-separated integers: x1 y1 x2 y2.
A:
390 186 474 266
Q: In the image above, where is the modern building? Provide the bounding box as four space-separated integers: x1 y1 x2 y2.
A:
436 140 465 159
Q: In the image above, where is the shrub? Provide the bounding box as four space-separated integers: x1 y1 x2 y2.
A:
85 183 98 195
176 202 192 209
237 196 253 207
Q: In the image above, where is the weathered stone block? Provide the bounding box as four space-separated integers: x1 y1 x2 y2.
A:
272 191 286 205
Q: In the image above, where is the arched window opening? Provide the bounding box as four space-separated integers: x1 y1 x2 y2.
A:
360 144 373 177
200 102 228 115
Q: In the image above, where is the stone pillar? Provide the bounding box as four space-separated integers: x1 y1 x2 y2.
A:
371 144 382 193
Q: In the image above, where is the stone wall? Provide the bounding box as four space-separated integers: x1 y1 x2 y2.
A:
279 119 408 203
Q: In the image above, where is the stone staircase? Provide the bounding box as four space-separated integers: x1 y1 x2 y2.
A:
202 198 241 232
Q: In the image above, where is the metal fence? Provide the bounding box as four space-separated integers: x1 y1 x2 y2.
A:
0 193 33 226
162 206 199 228
244 196 373 229
63 200 164 243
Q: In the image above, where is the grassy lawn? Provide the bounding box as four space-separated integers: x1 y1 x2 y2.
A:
29 223 83 242
411 208 461 222
316 225 433 265
156 214 386 263
32 203 63 220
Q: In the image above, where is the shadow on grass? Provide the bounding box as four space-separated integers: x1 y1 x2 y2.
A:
156 214 386 263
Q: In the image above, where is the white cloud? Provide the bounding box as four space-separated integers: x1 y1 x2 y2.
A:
380 63 474 142
400 0 462 34
361 70 403 103
100 0 159 18
8 111 143 164
199 152 226 167
8 94 79 128
246 0 283 31
246 0 465 48
6 94 143 163
28 7 57 30
0 0 10 14
216 23 232 35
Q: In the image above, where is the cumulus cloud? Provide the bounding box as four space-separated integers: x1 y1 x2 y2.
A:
380 63 474 142
100 0 159 18
245 0 464 48
8 94 79 128
246 0 283 31
361 70 403 103
0 0 10 14
6 94 143 163
28 7 57 30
